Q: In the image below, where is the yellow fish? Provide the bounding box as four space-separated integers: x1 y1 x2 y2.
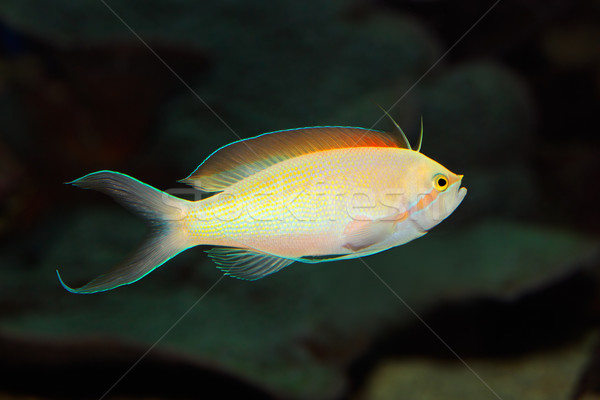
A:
57 121 467 293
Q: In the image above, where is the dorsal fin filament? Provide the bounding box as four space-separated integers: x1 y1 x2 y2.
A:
376 104 412 150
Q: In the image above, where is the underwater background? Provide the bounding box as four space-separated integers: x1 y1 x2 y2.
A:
0 0 599 399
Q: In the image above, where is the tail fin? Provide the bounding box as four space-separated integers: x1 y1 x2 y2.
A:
57 171 190 294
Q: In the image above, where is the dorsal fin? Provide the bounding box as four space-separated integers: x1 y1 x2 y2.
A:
181 126 403 192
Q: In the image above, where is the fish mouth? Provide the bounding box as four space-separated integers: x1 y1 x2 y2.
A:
457 186 467 204
446 182 467 217
454 174 467 205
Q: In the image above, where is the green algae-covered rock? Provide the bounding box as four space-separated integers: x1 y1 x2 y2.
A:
418 62 535 169
151 13 440 172
0 1 440 125
359 335 595 400
1 217 597 399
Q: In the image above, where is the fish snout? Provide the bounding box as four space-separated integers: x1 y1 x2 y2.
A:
457 186 467 203
455 174 467 205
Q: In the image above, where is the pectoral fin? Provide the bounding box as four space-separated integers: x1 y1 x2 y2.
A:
206 247 294 280
342 218 396 252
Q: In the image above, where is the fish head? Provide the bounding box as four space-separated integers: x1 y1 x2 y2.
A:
405 153 467 233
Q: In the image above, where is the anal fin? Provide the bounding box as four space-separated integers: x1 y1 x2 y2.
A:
206 247 294 280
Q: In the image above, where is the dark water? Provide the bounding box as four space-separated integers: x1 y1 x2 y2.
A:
0 1 599 399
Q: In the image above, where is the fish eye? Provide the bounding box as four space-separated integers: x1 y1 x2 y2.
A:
433 174 449 191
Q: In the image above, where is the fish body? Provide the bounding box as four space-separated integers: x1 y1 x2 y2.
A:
58 126 467 293
188 147 460 256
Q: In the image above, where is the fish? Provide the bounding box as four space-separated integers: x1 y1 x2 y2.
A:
57 118 467 293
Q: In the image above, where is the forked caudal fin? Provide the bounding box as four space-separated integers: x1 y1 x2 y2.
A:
56 171 190 294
